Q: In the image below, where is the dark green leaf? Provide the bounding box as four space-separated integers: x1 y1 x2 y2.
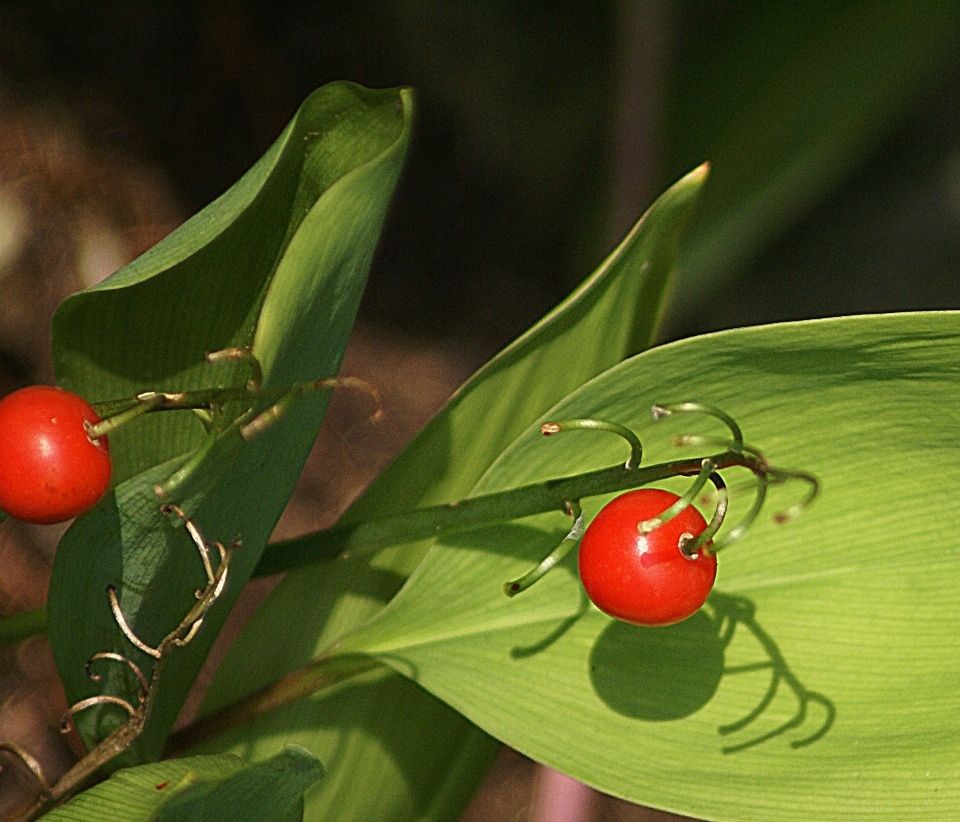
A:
666 2 960 314
47 82 412 763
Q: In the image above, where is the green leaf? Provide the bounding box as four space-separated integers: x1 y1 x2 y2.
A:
45 746 322 822
193 166 708 821
189 664 497 822
349 163 708 517
46 82 412 762
666 2 960 313
334 311 960 821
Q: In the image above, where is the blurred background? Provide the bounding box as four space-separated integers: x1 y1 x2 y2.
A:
0 2 958 820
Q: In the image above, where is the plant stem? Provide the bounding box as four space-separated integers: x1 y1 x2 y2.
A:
165 654 378 755
0 450 768 649
0 606 46 649
162 448 771 752
253 448 765 578
90 375 379 439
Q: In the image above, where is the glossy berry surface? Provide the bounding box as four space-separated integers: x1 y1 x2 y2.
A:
0 386 111 524
578 488 716 626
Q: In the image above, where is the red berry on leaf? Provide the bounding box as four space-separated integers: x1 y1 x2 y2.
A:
578 488 716 626
0 386 111 524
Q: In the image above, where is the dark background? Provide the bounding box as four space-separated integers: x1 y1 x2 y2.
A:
3 1 957 372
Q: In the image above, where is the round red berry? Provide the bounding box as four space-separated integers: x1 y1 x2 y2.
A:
0 386 111 524
578 488 716 626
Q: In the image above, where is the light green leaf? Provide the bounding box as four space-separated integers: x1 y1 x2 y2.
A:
195 166 708 821
46 82 412 763
336 312 960 821
667 2 960 314
45 745 321 822
346 162 709 515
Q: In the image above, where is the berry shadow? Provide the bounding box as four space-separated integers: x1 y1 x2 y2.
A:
587 590 836 750
588 610 724 721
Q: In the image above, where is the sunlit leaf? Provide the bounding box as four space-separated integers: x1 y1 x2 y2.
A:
45 745 321 822
335 311 960 821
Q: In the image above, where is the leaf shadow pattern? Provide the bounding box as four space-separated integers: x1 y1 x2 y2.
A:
709 590 836 753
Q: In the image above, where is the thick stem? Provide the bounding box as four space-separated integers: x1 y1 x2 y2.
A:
168 446 813 753
253 449 767 578
0 451 770 649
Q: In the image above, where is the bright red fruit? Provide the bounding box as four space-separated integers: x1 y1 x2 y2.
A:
0 386 111 524
578 488 716 626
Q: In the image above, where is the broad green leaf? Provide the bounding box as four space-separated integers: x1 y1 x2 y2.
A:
335 312 960 821
195 166 708 821
45 745 321 822
46 82 412 763
666 2 960 315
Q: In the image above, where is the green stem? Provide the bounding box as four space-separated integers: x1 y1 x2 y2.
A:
652 402 744 452
86 393 165 440
93 386 262 421
2 451 770 646
541 419 642 469
685 472 729 557
253 448 767 578
165 654 378 755
504 501 584 596
709 474 767 553
638 458 713 533
91 378 375 442
769 469 821 523
205 347 263 391
0 606 47 649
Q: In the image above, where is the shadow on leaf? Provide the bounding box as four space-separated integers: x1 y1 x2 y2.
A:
709 590 835 753
510 589 591 660
588 611 725 721
585 589 835 749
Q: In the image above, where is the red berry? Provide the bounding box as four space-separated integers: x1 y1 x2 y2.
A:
0 386 111 524
578 488 716 626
